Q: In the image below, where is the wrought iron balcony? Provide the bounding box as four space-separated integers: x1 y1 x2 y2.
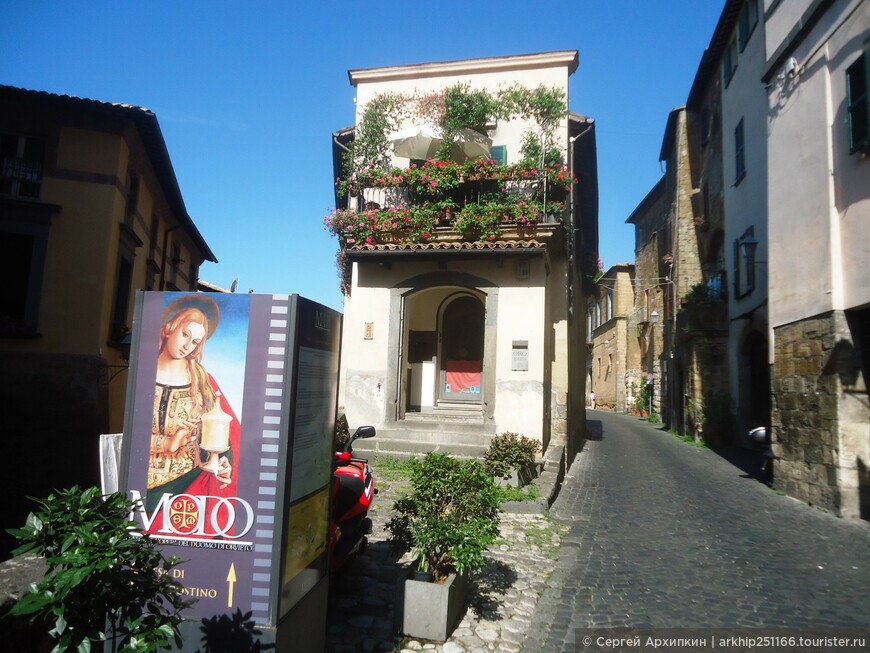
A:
325 159 575 249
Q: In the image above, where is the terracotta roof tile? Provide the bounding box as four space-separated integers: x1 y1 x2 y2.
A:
350 239 547 252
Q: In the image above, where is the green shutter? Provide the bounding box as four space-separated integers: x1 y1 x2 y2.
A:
490 145 507 165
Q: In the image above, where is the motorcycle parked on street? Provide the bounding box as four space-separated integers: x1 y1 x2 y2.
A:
748 426 774 485
329 425 376 571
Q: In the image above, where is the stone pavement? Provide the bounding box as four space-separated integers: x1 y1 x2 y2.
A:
325 461 568 653
523 412 870 652
327 412 870 652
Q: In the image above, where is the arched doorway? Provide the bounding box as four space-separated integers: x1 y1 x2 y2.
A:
439 294 484 403
744 331 770 430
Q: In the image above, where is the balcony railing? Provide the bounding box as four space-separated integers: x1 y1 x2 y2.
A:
325 159 575 247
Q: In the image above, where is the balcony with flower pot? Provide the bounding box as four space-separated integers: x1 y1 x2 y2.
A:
324 158 574 250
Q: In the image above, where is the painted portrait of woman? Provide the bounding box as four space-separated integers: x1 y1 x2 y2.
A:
146 294 241 514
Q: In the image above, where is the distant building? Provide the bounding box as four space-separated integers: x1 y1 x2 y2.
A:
588 263 635 413
328 52 599 465
0 85 215 554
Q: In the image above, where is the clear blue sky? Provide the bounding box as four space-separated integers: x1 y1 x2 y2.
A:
2 1 724 312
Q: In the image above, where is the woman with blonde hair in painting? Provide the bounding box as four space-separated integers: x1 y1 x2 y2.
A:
146 294 241 515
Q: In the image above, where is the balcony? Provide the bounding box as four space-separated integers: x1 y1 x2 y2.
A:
325 158 575 249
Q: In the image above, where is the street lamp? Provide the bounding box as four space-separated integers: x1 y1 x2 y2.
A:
650 309 659 324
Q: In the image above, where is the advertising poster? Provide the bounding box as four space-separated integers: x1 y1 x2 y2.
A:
121 292 340 627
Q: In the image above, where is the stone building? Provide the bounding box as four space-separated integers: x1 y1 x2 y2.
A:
327 52 599 466
625 178 668 416
763 0 870 518
0 85 216 555
588 263 636 413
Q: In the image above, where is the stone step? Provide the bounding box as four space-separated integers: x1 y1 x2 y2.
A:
350 419 497 460
353 437 488 460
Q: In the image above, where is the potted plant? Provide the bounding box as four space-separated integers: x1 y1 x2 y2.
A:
7 486 190 653
385 453 500 641
484 431 542 488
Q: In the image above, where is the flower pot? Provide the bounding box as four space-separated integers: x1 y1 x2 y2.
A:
395 567 469 642
495 461 540 488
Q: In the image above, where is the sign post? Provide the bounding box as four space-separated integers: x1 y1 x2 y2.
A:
120 292 341 652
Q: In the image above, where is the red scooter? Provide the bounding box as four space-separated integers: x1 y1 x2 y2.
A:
329 425 376 571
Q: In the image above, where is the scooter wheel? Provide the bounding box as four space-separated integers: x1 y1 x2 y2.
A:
360 517 372 535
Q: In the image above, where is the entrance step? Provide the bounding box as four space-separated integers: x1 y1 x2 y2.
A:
351 416 497 460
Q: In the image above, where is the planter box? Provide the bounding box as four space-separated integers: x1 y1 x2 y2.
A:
395 568 468 641
496 461 541 488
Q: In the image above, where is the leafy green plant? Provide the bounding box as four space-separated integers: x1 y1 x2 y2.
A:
635 380 652 414
7 486 191 653
484 432 542 479
494 482 539 503
333 413 350 450
455 201 502 241
385 453 500 582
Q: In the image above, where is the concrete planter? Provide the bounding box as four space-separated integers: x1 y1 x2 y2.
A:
496 461 541 488
395 567 469 641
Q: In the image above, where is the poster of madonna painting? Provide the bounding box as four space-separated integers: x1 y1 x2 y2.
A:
120 291 341 627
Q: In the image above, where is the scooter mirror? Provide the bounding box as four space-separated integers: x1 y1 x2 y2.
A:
353 426 376 440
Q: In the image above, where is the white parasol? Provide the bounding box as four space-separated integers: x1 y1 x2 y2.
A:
389 125 491 161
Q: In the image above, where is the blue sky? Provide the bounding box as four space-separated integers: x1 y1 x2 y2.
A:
2 1 724 312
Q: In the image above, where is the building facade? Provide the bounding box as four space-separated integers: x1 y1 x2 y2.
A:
0 86 215 554
588 263 636 413
328 52 598 465
763 0 870 518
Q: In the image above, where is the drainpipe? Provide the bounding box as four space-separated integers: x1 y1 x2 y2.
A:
393 293 406 421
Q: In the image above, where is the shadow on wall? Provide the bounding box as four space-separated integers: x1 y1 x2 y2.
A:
859 458 870 521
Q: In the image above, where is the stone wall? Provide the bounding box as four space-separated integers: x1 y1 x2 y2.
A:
771 311 870 517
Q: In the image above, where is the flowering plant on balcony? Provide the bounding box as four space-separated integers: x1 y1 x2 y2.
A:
324 205 438 246
336 159 576 201
404 159 462 195
455 202 502 241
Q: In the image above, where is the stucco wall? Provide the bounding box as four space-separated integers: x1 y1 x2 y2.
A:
338 255 555 441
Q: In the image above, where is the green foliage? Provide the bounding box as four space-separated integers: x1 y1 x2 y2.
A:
347 92 408 174
681 281 722 306
333 413 350 450
494 482 539 503
455 202 502 241
483 432 541 479
635 380 652 414
7 486 190 653
385 453 500 582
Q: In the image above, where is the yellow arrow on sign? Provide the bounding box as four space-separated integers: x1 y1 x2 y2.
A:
226 563 237 608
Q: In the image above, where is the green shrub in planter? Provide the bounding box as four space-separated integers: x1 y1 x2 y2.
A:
483 432 541 479
7 486 190 653
385 453 500 582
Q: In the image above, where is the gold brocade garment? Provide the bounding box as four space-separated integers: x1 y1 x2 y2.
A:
149 384 202 490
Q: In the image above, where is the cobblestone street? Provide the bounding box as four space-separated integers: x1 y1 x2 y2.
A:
326 412 870 652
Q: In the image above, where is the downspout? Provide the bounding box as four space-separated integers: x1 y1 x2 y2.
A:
394 293 406 421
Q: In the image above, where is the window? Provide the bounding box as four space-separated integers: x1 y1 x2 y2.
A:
723 36 738 86
125 173 139 224
1 133 45 199
738 0 758 52
734 227 757 298
0 203 58 335
847 49 870 154
110 254 134 343
734 118 746 183
490 145 507 165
